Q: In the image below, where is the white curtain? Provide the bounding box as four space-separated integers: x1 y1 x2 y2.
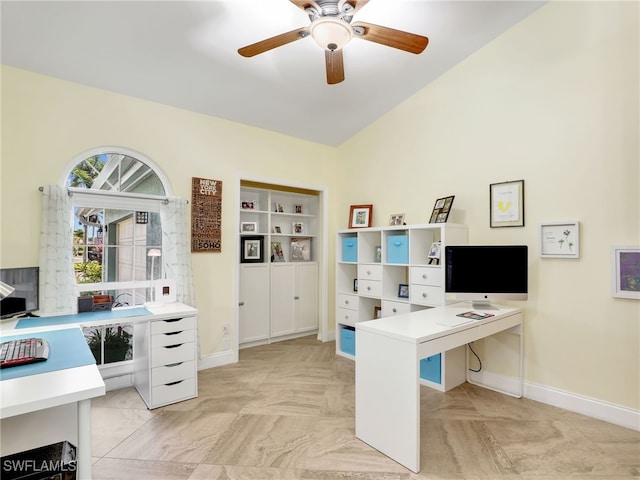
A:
39 185 78 315
160 197 195 307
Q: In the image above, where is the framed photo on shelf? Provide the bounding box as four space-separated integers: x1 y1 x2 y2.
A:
275 202 284 213
240 236 263 263
292 222 304 234
291 237 311 262
294 204 303 214
241 201 254 210
539 221 580 258
428 241 441 264
389 213 405 226
490 180 524 227
273 225 281 234
429 195 455 223
353 279 358 292
240 221 257 233
271 241 285 262
611 246 640 299
398 283 409 299
374 245 382 263
374 306 382 319
349 204 373 229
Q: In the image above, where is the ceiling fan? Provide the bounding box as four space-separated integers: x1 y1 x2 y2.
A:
238 0 429 85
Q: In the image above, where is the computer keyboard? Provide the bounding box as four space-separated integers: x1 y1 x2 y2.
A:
0 337 49 368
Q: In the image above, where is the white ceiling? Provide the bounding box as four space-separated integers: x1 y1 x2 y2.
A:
1 0 546 146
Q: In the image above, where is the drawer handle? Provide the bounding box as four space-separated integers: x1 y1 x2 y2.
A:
422 274 427 279
393 241 401 246
239 301 245 306
344 300 349 305
367 286 371 291
422 292 427 298
164 344 183 349
367 270 371 275
163 318 183 323
294 296 300 300
346 242 354 247
164 331 183 336
165 380 184 386
392 308 397 313
166 362 184 368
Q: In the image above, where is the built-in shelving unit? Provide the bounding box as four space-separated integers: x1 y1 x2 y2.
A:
335 223 469 391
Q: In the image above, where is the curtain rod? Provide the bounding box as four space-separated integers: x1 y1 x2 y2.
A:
38 186 188 205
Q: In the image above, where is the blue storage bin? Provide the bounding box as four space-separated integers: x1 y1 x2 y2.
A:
340 325 356 356
387 234 409 264
342 236 358 262
420 354 442 384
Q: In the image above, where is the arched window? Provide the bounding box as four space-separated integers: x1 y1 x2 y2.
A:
65 148 171 307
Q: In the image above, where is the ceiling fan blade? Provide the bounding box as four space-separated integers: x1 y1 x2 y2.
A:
352 21 428 54
290 0 322 12
339 0 370 15
325 49 345 85
238 27 309 57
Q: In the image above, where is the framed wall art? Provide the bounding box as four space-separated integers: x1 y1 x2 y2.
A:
240 236 263 263
490 180 524 228
429 196 454 223
398 283 409 299
539 222 580 258
611 246 640 299
349 204 373 229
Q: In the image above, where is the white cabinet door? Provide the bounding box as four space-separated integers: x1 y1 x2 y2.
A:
297 262 318 332
270 263 297 337
239 264 270 343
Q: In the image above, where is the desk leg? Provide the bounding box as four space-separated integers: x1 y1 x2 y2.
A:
355 328 420 473
77 399 92 480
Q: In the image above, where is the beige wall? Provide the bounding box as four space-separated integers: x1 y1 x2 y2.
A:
338 1 639 409
1 1 638 412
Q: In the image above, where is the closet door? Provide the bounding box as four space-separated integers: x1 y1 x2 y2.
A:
296 262 318 332
239 264 270 344
270 263 296 337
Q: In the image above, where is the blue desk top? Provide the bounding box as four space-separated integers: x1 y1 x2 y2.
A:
0 328 96 381
16 307 151 329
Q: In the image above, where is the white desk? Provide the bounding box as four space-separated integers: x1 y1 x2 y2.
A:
355 304 523 473
0 325 105 480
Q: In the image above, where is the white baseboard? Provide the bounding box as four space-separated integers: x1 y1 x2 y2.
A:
468 370 639 431
198 349 236 371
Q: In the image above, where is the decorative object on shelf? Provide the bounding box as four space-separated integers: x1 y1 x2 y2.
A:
349 204 373 228
428 241 441 265
374 245 382 263
389 213 405 226
611 246 640 299
429 195 455 223
490 180 524 228
398 283 409 298
353 279 358 292
240 236 264 263
291 237 311 261
241 221 257 233
539 222 580 258
273 225 281 234
292 222 304 234
135 211 149 224
275 202 284 213
241 201 255 210
271 241 285 262
191 177 222 252
374 305 382 319
295 204 303 214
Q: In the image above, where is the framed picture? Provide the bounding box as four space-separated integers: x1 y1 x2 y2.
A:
240 221 257 233
273 225 281 234
374 245 382 263
353 279 358 292
490 180 524 227
611 246 640 299
271 241 285 262
240 236 263 263
291 237 311 262
275 202 284 213
374 306 382 319
398 283 409 298
349 204 373 229
429 196 455 223
539 222 580 258
389 213 405 226
294 204 303 214
241 201 254 210
292 222 304 234
428 241 441 264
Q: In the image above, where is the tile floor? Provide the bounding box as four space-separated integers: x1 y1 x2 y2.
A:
91 336 639 479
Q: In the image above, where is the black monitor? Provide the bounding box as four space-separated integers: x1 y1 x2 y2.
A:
0 267 40 319
445 245 528 309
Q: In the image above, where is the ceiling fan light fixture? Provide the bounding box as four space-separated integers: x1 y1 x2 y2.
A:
310 17 352 51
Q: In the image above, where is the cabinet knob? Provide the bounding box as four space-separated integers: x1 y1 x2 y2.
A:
422 274 427 279
392 308 397 313
367 270 371 275
239 301 245 306
344 300 349 305
367 286 371 291
294 296 300 300
422 292 427 298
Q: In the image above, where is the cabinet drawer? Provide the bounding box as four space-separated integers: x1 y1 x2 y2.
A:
151 376 197 407
151 316 196 335
410 285 444 306
358 264 382 281
151 342 195 367
359 279 382 298
336 307 357 326
337 293 359 311
152 360 196 386
382 300 411 316
410 266 442 286
152 329 195 348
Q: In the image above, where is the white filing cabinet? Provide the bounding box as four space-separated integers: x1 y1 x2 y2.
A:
134 304 198 409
